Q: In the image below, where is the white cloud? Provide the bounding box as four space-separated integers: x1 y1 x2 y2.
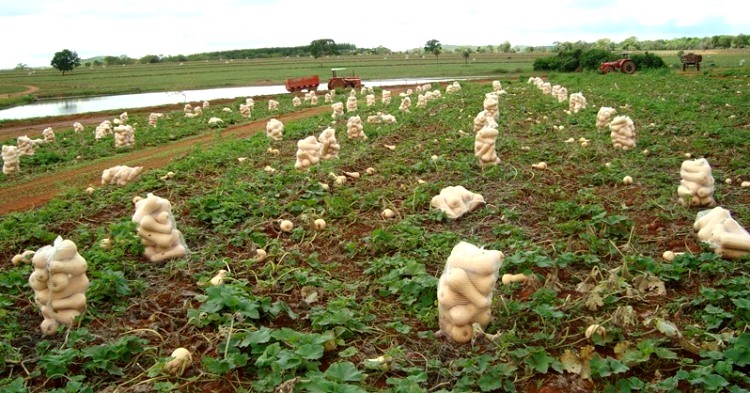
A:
1 0 747 69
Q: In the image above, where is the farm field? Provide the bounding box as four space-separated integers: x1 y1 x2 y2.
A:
0 52 545 108
1 50 746 104
1 66 750 392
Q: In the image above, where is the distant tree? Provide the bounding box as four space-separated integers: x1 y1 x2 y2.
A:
15 63 29 71
732 34 748 48
140 54 162 64
310 39 337 58
499 41 512 53
619 36 640 51
50 49 81 75
462 48 471 65
424 39 442 64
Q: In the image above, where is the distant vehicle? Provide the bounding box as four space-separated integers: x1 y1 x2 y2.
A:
284 75 320 93
327 68 362 90
680 53 703 71
600 53 636 74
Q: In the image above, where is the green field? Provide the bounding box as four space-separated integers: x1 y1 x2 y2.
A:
1 50 748 109
0 52 544 100
2 62 750 392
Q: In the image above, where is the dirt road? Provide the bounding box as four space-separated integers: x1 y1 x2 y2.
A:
0 105 330 215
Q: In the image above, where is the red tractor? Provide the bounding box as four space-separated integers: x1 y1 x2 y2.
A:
600 55 636 74
327 68 362 90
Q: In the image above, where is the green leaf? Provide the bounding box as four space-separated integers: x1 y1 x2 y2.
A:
338 347 358 358
700 373 729 390
239 327 272 347
655 347 678 360
527 349 553 373
324 361 363 383
276 349 302 370
725 346 750 366
295 344 325 360
731 298 750 309
0 377 26 393
532 304 564 319
608 358 629 375
478 373 503 391
202 356 235 374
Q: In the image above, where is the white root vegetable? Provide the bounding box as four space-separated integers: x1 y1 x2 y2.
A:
294 136 322 171
381 209 396 219
430 186 485 219
610 115 636 149
501 273 528 285
209 270 228 286
132 193 188 263
314 219 327 230
164 348 192 375
438 241 504 343
29 237 89 335
585 324 606 339
265 118 284 141
474 126 501 167
279 220 294 233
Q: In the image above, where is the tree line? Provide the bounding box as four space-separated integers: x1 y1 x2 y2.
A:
97 41 362 66
45 33 748 74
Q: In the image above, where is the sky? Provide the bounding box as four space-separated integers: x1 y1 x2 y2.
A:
1 0 747 70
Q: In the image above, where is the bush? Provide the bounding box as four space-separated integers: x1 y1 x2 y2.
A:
630 52 666 70
533 50 581 72
580 49 618 71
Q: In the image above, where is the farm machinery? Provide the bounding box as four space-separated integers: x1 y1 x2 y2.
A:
600 54 636 74
284 75 320 93
327 68 362 90
284 68 362 93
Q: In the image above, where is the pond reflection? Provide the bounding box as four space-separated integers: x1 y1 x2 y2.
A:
0 77 470 121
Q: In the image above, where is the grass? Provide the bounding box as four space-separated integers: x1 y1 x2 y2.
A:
0 52 546 102
1 66 750 392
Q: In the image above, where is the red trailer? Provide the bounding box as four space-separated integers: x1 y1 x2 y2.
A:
284 75 320 93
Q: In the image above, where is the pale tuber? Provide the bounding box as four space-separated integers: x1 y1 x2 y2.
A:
279 219 294 233
209 270 228 286
164 347 192 376
430 186 485 219
132 193 188 262
501 273 528 285
314 219 326 230
585 324 606 339
29 237 89 335
438 241 504 343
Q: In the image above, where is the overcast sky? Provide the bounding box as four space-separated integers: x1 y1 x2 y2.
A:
1 0 747 69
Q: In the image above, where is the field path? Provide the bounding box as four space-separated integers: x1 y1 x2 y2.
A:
0 105 330 215
0 84 39 99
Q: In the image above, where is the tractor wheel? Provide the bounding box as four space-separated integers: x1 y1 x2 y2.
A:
621 60 636 74
603 66 614 74
329 78 346 90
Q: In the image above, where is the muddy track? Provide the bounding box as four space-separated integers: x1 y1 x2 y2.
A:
0 84 40 99
0 105 330 215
